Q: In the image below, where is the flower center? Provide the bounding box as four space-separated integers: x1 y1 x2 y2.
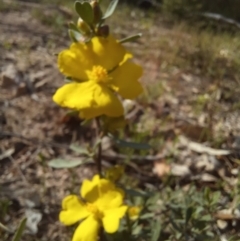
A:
87 66 111 84
86 203 103 219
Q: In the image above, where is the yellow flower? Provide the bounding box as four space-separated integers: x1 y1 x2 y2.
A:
128 206 142 221
105 165 125 182
53 35 143 119
59 175 128 241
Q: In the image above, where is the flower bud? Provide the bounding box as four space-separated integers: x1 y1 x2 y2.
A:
77 18 91 36
91 0 103 24
105 165 124 182
128 206 142 221
96 25 109 37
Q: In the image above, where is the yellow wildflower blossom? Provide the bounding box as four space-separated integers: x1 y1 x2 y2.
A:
128 206 142 220
53 35 143 119
59 175 128 241
105 165 124 182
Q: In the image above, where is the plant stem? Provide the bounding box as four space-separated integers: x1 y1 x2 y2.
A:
95 118 104 241
126 215 132 237
95 117 103 177
99 226 105 241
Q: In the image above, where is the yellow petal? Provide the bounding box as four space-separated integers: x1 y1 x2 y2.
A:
53 82 124 119
59 195 89 225
102 206 128 233
79 108 108 119
58 43 95 80
119 52 133 65
58 36 127 80
91 35 127 70
72 215 100 241
98 179 117 196
110 61 143 99
81 175 101 203
82 177 117 205
96 182 125 210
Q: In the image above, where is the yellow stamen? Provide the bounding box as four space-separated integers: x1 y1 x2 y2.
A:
86 203 103 219
87 65 111 84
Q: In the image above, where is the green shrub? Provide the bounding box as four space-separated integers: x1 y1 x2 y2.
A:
162 0 240 21
162 0 202 17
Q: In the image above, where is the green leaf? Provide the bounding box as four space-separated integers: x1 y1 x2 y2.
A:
81 118 92 126
48 158 92 168
206 231 214 237
204 187 210 202
151 219 161 241
75 1 94 24
68 29 82 43
132 225 142 235
65 110 78 116
201 214 212 221
93 138 102 151
185 207 193 226
69 144 90 155
211 191 221 205
124 188 149 197
0 148 14 160
113 138 150 150
68 22 80 32
170 217 182 232
0 223 10 232
119 33 142 44
102 0 119 19
64 77 72 82
175 232 182 239
146 193 161 206
140 213 155 220
195 206 204 215
11 218 27 241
